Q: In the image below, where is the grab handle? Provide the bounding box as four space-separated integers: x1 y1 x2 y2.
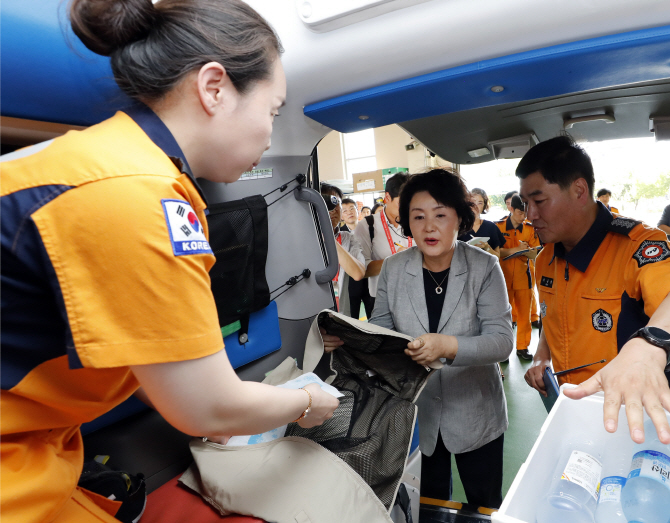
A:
294 186 339 284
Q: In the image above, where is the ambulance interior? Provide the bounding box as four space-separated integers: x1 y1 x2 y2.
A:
3 0 670 520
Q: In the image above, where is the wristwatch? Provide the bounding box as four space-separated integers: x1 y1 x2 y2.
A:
629 326 670 369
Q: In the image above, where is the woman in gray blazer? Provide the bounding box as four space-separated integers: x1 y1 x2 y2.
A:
324 168 513 509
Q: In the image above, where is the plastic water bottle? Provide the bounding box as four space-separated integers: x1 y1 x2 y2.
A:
536 444 603 523
595 446 631 523
621 419 670 523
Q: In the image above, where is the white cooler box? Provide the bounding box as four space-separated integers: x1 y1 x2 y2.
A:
492 383 670 523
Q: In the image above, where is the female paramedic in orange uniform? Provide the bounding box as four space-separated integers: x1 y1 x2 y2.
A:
0 1 339 522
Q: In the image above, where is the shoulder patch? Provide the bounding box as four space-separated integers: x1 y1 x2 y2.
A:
609 216 642 236
632 240 670 267
162 199 213 256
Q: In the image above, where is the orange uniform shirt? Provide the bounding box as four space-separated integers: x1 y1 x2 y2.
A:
496 216 540 290
1 107 223 522
536 204 670 385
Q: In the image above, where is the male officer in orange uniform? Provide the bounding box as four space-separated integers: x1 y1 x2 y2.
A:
518 136 670 445
496 195 540 360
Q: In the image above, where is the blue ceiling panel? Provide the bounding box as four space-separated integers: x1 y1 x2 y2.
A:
304 25 670 133
1 0 131 126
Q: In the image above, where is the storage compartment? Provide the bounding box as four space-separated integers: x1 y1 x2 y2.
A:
493 384 670 523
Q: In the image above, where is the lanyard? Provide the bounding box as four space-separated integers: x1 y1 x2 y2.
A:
381 214 412 254
333 234 343 282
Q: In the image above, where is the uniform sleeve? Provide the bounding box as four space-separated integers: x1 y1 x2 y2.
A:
625 230 670 319
32 175 223 368
354 218 373 268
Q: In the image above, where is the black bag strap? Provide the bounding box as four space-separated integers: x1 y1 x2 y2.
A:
394 483 413 523
365 214 375 241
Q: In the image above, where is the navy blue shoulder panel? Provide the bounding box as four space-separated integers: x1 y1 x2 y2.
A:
617 290 650 352
1 185 83 390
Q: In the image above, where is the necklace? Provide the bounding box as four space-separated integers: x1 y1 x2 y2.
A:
425 268 449 295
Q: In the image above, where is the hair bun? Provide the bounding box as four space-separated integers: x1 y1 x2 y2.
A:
69 0 157 56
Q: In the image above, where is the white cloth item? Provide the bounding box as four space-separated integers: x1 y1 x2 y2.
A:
354 211 411 297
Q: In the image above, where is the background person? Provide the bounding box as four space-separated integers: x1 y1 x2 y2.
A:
360 206 371 218
1 2 339 521
458 187 506 259
496 195 540 360
517 136 670 445
659 203 670 237
504 190 518 213
340 197 359 232
324 169 513 509
596 188 619 213
354 173 412 311
320 185 366 314
371 202 384 215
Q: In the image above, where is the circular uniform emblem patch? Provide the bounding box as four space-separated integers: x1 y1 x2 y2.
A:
592 309 613 333
540 301 547 319
632 240 670 267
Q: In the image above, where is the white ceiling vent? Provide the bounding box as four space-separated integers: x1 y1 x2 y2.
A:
296 0 433 32
488 133 539 160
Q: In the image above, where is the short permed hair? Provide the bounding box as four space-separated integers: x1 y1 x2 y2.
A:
596 188 612 198
515 135 595 198
398 168 475 237
471 188 490 214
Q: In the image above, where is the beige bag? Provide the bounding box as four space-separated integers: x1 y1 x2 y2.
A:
180 310 440 523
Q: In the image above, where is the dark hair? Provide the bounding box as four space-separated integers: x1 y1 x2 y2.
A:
596 188 612 198
361 206 371 212
69 0 283 103
385 173 410 199
341 198 356 206
471 188 490 214
398 168 475 237
510 194 525 212
320 182 343 199
515 135 595 197
371 203 383 214
504 190 518 203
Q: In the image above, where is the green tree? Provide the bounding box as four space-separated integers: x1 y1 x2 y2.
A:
627 172 670 209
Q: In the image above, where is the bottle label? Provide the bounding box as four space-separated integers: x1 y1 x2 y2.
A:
628 450 670 488
597 476 626 504
561 450 603 501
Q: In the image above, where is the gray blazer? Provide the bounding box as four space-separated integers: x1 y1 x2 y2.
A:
369 241 513 455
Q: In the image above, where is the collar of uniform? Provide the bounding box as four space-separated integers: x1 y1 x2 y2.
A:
123 103 209 206
506 215 523 232
553 202 612 272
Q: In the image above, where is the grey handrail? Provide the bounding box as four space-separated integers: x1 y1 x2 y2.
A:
294 186 339 284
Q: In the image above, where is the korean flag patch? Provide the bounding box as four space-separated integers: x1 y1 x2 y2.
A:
632 240 670 268
162 199 213 256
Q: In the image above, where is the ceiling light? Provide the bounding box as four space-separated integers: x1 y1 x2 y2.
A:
467 147 491 158
358 115 369 120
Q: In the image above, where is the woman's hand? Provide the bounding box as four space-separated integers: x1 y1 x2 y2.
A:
320 327 344 353
298 383 340 428
405 333 457 365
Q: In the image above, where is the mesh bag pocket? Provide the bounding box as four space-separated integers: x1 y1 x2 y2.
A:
206 196 270 328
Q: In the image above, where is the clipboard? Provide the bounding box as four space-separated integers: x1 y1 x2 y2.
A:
502 246 541 261
466 236 489 246
541 367 560 413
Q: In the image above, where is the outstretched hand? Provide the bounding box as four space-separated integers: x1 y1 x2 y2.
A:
563 338 670 444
